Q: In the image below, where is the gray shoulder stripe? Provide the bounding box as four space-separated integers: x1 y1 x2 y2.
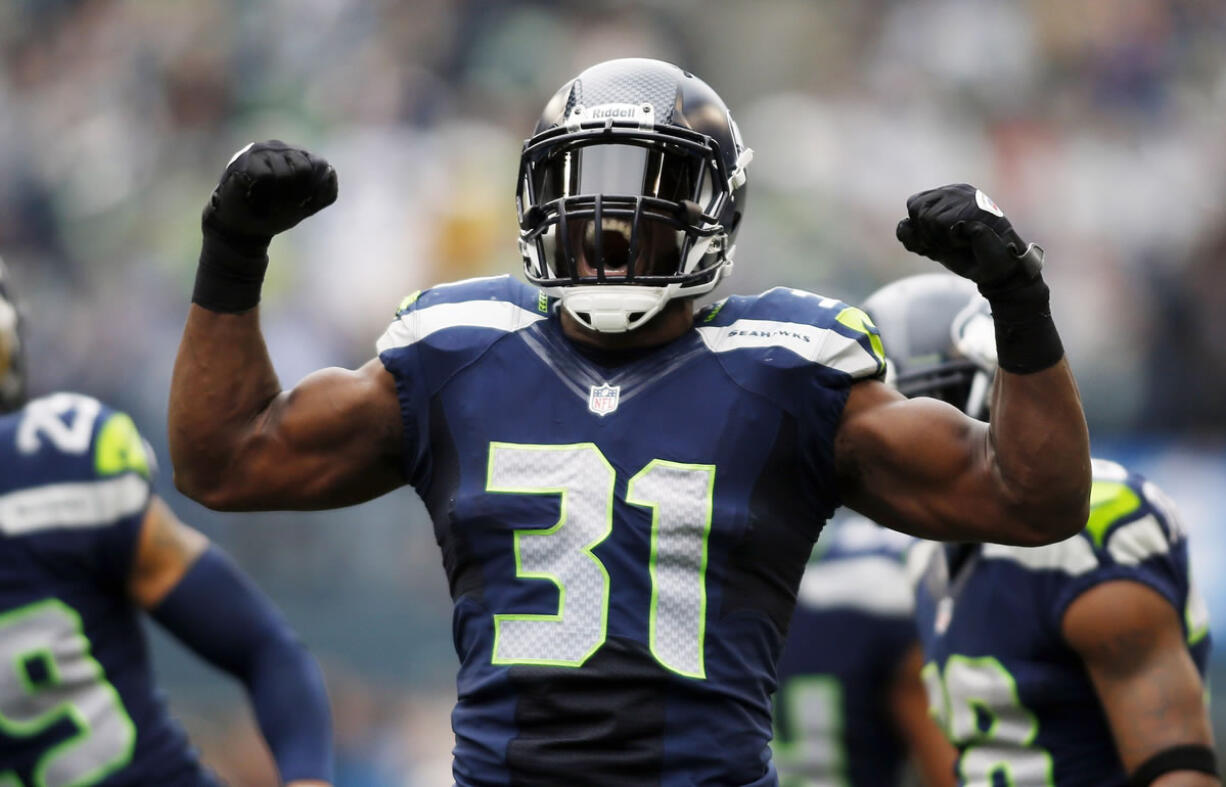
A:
696 318 877 375
1106 514 1170 566
0 475 150 536
376 300 546 353
981 535 1098 575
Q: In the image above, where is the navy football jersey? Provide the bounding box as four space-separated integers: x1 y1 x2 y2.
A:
911 458 1211 787
375 275 885 786
773 515 917 787
0 393 216 786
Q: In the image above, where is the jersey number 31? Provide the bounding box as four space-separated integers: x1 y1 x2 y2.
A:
487 442 713 679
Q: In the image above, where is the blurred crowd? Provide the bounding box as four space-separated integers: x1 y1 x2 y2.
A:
3 0 1226 433
2 0 1225 782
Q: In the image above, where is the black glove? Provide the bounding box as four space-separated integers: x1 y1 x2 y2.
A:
896 183 1063 374
896 183 1042 293
204 140 338 245
194 141 338 313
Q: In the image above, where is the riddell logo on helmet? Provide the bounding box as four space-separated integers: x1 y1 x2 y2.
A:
584 104 643 121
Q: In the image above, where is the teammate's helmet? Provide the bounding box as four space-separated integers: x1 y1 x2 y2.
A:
516 58 753 333
0 258 27 413
862 273 996 420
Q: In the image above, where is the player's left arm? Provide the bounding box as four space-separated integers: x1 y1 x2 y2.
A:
1063 581 1218 787
130 496 334 786
888 643 957 787
837 184 1090 546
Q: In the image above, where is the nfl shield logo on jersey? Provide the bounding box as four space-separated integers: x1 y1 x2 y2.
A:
588 384 621 416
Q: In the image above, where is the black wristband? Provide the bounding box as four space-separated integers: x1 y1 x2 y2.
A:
191 226 272 313
979 272 1064 375
1129 744 1218 786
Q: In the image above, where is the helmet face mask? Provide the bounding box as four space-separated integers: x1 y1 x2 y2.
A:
517 59 751 333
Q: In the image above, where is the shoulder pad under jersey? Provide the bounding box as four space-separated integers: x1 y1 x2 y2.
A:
975 458 1188 579
376 275 549 356
1080 457 1185 566
694 287 886 381
0 392 153 537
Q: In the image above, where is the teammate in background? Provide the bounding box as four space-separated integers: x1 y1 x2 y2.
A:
168 59 1091 785
0 260 332 786
773 515 955 787
864 274 1216 787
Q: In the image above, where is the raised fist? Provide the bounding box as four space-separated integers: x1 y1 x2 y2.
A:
204 140 338 243
896 184 1042 289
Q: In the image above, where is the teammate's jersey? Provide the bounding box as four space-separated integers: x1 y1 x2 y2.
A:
376 276 885 786
0 393 216 786
773 515 916 787
910 458 1212 787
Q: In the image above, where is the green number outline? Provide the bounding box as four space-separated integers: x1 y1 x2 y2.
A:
0 599 136 787
487 442 615 668
943 655 1054 787
771 674 849 787
625 460 714 679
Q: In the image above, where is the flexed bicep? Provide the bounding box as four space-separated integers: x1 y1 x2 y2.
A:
171 344 404 510
240 358 405 508
835 379 1000 543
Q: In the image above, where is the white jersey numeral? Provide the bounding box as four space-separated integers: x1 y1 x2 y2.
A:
627 460 714 678
486 443 715 677
926 656 1054 786
772 675 849 787
0 600 135 787
17 394 101 456
488 443 614 667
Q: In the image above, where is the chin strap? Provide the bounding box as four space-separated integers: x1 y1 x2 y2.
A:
559 285 673 333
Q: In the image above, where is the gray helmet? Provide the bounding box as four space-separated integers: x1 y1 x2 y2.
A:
862 273 996 420
516 58 753 333
0 257 27 413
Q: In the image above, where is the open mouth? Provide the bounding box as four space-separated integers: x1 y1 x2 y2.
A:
583 217 634 273
577 216 682 278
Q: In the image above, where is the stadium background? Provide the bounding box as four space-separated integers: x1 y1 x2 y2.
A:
1 0 1224 783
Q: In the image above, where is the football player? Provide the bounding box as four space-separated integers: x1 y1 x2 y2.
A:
168 58 1091 785
773 514 955 787
0 260 332 785
865 273 1216 787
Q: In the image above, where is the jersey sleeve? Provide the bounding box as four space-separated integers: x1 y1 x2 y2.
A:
12 394 156 592
696 288 887 522
375 289 433 487
374 276 549 490
824 301 888 383
696 288 887 386
1047 459 1194 636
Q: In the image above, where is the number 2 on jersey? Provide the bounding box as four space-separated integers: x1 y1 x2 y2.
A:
487 443 714 679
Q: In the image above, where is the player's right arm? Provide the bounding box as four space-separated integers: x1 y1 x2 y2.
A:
131 495 334 786
168 142 403 511
837 185 1091 546
1063 581 1217 786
